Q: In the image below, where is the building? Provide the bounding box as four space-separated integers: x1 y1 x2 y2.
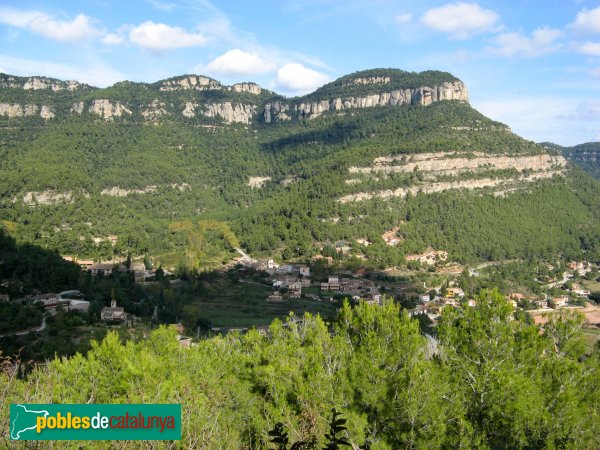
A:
100 299 126 321
266 292 284 303
276 264 294 274
419 294 431 303
76 259 95 270
552 296 569 308
289 282 302 299
32 293 61 308
328 277 339 291
299 265 310 277
406 249 448 266
535 299 549 309
573 286 591 297
89 263 114 277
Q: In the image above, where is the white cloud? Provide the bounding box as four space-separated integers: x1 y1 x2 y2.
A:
395 14 412 25
274 63 329 94
572 6 600 35
0 54 125 87
0 7 102 43
129 21 208 51
578 41 600 56
492 27 563 58
102 33 125 45
204 49 277 77
420 2 499 39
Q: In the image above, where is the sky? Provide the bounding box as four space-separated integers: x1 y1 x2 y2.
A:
0 0 599 146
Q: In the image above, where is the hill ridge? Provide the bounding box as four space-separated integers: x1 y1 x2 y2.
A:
0 68 467 124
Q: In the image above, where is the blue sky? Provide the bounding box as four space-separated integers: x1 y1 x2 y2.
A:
0 0 599 145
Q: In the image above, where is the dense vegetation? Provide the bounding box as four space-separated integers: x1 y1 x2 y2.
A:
2 291 599 448
2 69 600 268
546 141 600 178
302 68 460 101
0 227 80 297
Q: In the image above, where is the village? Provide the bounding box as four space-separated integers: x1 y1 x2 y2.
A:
3 248 599 350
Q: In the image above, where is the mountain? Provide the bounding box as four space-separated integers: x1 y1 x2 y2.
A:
0 69 466 124
541 141 600 178
2 68 600 266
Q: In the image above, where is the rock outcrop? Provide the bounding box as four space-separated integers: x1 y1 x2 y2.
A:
349 152 567 175
230 83 262 95
0 103 57 119
0 72 471 125
89 99 132 120
142 99 168 120
264 81 469 122
345 76 391 86
71 102 85 115
20 191 73 206
247 177 271 188
159 76 221 91
101 186 157 197
182 102 197 118
202 102 256 124
264 101 291 123
0 103 36 118
1 76 81 91
340 151 567 203
40 105 55 119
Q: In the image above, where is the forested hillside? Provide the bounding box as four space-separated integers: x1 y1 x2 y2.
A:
2 69 600 267
2 292 599 448
544 141 600 178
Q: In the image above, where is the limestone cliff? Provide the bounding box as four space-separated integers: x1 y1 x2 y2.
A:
0 75 83 91
202 102 256 124
159 75 222 91
230 83 262 95
142 99 168 120
264 81 469 122
0 70 471 126
89 99 132 120
0 103 54 119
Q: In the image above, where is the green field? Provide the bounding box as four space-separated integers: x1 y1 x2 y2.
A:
582 279 600 293
583 328 600 352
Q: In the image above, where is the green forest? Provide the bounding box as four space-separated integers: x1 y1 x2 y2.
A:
2 291 599 448
2 75 599 268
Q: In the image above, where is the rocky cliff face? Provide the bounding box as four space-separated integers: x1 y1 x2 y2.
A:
264 81 469 122
0 71 471 125
202 102 256 124
0 103 54 119
142 99 168 120
1 76 83 91
159 75 222 91
230 83 262 95
89 99 132 120
345 76 391 86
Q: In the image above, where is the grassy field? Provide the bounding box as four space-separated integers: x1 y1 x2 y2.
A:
582 279 600 293
582 327 600 353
